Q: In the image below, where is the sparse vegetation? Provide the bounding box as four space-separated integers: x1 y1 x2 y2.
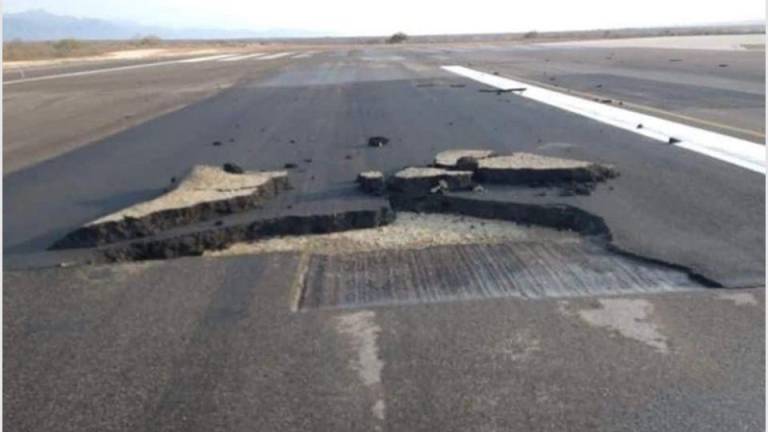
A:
387 32 408 44
133 35 163 47
523 30 539 39
52 38 84 55
2 37 258 62
4 39 107 61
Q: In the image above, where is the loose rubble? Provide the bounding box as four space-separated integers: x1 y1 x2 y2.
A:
368 136 390 147
210 212 580 256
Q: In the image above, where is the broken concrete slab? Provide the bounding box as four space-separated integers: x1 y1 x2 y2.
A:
475 153 618 185
101 205 395 262
51 165 290 249
387 167 474 195
357 171 386 195
434 149 496 168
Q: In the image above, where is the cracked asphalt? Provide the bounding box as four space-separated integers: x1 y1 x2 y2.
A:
3 40 765 430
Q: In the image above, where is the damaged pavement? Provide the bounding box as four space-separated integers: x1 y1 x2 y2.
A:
44 149 720 309
4 43 764 432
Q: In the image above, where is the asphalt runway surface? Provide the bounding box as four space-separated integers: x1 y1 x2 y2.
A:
4 40 765 430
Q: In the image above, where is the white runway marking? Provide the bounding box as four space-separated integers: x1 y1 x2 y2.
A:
291 51 317 59
178 54 238 63
443 65 765 174
5 54 240 85
257 51 295 60
218 53 265 62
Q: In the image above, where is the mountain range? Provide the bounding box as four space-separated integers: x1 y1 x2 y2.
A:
3 9 330 41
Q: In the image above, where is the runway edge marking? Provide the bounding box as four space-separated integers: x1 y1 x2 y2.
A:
4 54 241 84
442 65 765 174
218 53 267 62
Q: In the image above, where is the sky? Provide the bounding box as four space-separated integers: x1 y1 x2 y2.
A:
5 0 766 36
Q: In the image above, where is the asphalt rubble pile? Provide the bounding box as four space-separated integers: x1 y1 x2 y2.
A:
49 147 720 288
357 149 620 239
50 150 621 264
50 164 394 262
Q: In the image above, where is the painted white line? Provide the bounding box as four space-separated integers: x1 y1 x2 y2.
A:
218 53 266 62
178 54 239 63
291 51 317 59
442 65 765 174
4 54 241 85
257 51 294 60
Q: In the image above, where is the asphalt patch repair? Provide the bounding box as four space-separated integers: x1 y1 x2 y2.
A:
47 151 717 307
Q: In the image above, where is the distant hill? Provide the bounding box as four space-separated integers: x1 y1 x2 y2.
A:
3 9 329 41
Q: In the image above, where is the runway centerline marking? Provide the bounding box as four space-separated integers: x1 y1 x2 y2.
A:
4 54 240 85
443 65 765 174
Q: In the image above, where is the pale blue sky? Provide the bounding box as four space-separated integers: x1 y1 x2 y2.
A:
5 0 765 36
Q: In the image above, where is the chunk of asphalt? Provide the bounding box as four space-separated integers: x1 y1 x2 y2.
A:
368 136 390 147
357 171 386 195
100 205 396 262
475 153 618 185
223 162 244 174
51 165 290 249
387 167 474 195
433 149 496 168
